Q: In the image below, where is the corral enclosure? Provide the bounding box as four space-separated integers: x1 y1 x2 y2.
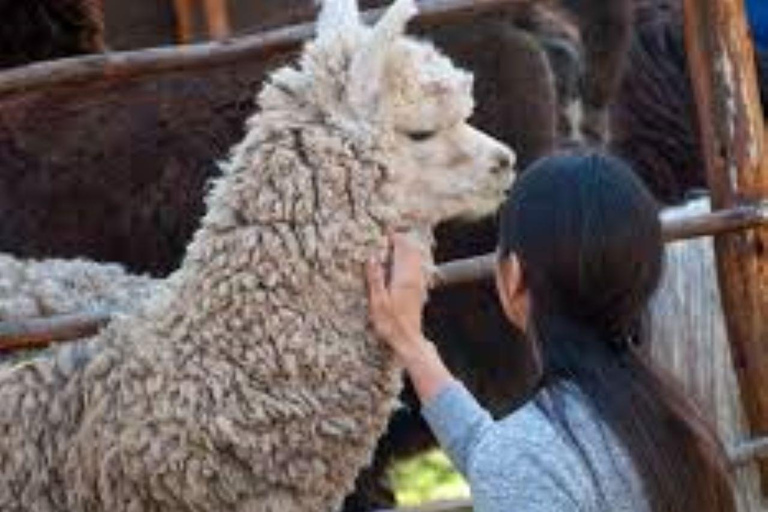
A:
0 0 766 511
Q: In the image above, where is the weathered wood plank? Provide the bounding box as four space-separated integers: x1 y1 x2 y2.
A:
682 0 768 492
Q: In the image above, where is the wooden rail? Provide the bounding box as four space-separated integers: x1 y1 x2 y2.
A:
0 0 527 99
0 203 764 353
683 0 768 491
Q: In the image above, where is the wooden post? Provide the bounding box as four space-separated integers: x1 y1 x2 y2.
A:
682 0 768 491
173 0 196 44
203 0 231 40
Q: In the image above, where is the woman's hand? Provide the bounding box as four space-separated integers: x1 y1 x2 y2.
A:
366 233 430 361
366 232 456 403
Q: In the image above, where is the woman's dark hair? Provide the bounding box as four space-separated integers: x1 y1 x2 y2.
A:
497 152 735 512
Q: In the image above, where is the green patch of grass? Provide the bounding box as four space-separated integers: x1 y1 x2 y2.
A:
390 450 470 507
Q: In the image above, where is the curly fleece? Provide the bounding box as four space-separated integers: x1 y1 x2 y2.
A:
0 254 156 365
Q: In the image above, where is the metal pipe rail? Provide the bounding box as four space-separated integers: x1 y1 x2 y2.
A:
0 201 765 352
432 201 768 287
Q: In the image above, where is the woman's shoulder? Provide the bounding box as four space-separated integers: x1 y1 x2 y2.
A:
486 381 603 452
467 388 594 505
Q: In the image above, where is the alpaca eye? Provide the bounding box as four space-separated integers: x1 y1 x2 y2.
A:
406 130 437 142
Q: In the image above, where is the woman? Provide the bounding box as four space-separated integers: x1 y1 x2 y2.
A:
367 153 735 511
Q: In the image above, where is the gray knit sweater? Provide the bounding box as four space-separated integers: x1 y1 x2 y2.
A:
422 381 651 511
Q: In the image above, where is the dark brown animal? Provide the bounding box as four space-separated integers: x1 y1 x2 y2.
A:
100 0 629 144
611 3 768 204
102 0 176 50
0 0 104 69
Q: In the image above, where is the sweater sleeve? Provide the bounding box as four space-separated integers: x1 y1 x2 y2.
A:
420 381 495 476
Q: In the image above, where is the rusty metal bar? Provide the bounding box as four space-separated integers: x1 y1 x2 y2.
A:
683 0 768 490
0 0 525 99
432 252 497 288
662 200 768 241
731 436 768 466
0 310 111 352
0 204 764 352
431 203 768 288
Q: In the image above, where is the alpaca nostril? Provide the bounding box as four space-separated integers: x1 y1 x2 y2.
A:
492 154 512 174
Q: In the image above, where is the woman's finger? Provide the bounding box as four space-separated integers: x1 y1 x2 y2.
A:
366 260 387 308
390 234 426 288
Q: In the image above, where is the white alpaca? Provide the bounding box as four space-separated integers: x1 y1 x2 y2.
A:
0 0 515 510
0 255 157 364
0 255 155 321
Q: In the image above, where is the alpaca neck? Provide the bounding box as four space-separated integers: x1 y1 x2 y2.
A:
139 123 389 347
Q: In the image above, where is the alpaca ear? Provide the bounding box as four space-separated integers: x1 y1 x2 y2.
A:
316 0 360 39
348 0 418 114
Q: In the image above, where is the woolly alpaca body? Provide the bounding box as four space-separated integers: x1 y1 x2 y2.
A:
1 96 399 512
0 254 155 365
0 1 515 509
0 255 155 365
0 254 154 321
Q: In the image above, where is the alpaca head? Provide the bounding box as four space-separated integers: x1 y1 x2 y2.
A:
259 0 516 230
